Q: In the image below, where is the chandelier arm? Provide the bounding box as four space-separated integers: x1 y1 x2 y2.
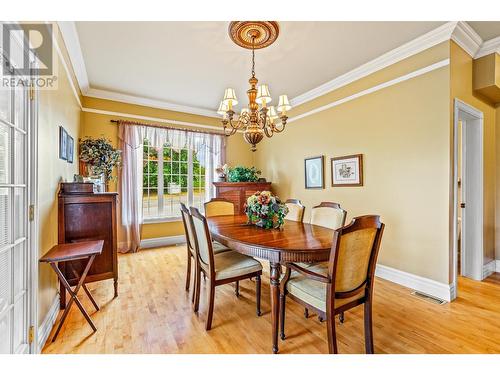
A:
263 124 274 138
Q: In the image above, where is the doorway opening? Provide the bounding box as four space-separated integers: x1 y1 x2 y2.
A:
452 99 484 299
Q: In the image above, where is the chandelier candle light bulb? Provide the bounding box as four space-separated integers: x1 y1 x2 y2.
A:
219 21 291 151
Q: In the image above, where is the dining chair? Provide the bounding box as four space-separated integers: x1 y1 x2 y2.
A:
189 207 263 330
180 203 230 300
284 199 305 222
279 215 385 354
299 202 348 319
310 202 347 230
204 197 235 217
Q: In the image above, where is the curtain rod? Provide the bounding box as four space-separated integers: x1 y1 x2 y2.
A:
110 119 225 136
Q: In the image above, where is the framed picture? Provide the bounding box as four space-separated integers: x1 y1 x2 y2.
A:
304 155 324 189
59 126 67 160
331 154 363 187
67 135 74 163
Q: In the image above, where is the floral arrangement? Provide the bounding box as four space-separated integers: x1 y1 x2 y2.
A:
227 166 261 182
245 191 289 230
79 137 122 182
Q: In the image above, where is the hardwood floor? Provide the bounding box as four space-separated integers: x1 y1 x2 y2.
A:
42 246 500 354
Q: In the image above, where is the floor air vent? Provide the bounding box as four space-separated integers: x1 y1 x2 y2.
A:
410 291 447 305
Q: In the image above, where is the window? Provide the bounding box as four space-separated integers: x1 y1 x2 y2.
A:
142 139 206 219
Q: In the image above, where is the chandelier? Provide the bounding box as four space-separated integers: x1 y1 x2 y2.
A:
217 21 292 151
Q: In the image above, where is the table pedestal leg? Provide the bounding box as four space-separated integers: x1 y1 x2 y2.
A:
270 262 281 354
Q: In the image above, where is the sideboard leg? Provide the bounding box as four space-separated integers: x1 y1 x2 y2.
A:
114 278 118 298
269 262 281 354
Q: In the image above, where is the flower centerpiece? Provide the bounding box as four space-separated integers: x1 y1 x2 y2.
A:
245 191 289 230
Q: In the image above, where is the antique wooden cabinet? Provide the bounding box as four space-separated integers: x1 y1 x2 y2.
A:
213 182 272 215
58 183 118 308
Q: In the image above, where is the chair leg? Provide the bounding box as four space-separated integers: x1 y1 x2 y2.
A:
185 252 191 291
191 261 197 304
205 282 216 331
339 312 345 324
326 309 338 354
279 293 286 340
193 266 201 313
256 275 261 316
235 280 240 297
304 308 309 318
364 301 374 354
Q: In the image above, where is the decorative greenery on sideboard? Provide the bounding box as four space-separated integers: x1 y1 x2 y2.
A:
227 166 262 182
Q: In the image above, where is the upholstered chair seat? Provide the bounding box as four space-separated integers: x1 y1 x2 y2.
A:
209 251 263 280
212 241 231 254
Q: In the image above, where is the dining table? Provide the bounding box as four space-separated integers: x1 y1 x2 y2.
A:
207 214 334 354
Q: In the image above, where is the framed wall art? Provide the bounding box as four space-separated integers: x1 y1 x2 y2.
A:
331 154 363 187
304 155 324 189
59 126 68 160
67 135 74 163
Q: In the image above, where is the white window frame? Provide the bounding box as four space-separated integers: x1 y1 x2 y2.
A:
142 142 205 223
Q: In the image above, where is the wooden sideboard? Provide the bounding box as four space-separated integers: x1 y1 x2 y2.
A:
213 182 272 215
58 184 118 308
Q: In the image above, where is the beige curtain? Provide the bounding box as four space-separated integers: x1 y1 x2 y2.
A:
118 124 143 253
118 121 225 253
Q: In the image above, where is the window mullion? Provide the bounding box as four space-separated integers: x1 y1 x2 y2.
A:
157 147 164 216
187 148 193 206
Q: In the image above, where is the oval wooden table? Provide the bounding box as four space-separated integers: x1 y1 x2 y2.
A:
208 215 334 353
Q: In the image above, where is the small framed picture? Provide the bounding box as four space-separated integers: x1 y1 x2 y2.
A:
59 126 67 160
304 155 324 189
331 154 363 187
67 135 74 163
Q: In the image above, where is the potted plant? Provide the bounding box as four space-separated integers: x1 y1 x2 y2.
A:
245 191 289 230
227 166 261 182
79 137 121 191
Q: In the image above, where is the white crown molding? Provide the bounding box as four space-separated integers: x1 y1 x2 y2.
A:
85 87 219 118
58 21 498 118
375 264 452 302
290 22 458 107
57 21 90 94
289 59 449 124
451 21 483 58
475 35 500 58
81 106 235 133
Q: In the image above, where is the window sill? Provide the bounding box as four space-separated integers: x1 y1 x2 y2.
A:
143 216 182 224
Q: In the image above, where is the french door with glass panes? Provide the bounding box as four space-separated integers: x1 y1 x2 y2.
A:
0 58 32 353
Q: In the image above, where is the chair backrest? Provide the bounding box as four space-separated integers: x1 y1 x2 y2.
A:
204 198 235 217
284 199 305 222
180 203 195 253
190 207 215 273
310 202 347 230
328 215 385 296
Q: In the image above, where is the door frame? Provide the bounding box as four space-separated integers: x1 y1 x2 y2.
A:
452 99 484 299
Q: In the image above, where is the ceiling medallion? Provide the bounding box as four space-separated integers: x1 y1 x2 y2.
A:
218 21 291 152
228 21 280 50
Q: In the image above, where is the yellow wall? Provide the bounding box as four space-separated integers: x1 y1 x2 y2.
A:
80 97 254 239
450 41 497 265
254 42 451 284
38 26 82 325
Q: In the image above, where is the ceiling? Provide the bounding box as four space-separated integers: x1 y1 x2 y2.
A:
73 21 500 114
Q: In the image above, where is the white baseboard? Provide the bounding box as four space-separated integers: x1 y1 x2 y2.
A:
37 295 60 353
495 260 500 273
375 264 452 302
483 260 496 279
140 235 186 249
